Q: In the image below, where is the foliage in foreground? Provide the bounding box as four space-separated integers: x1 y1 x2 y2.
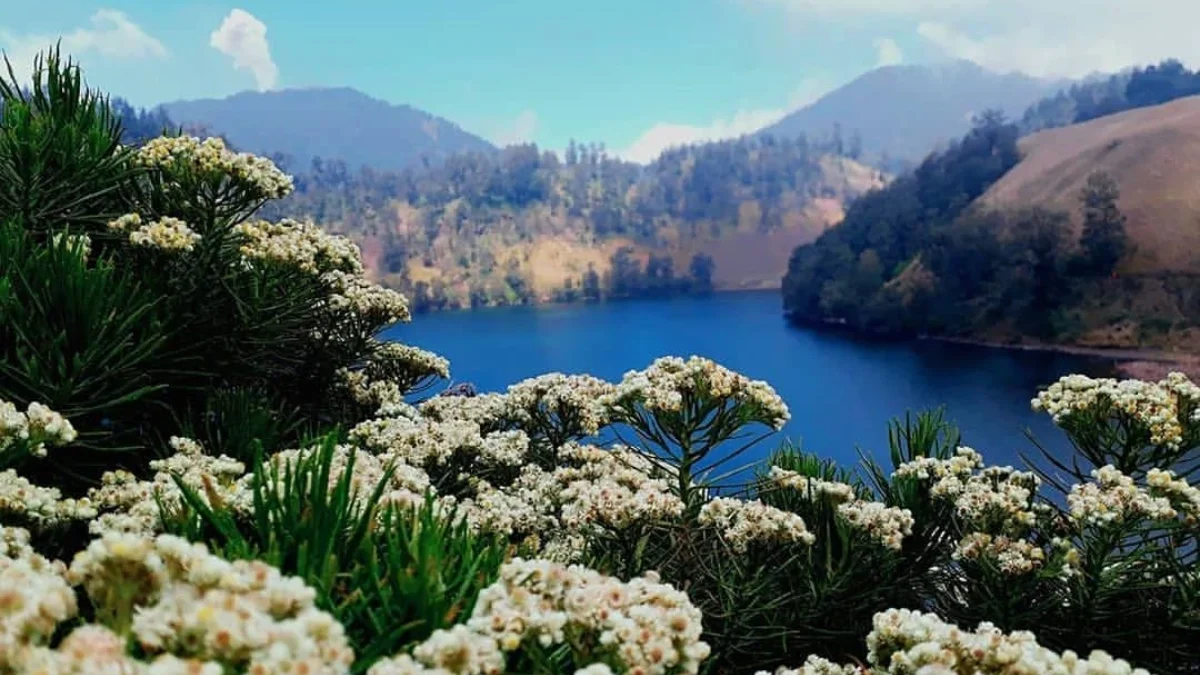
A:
0 48 1196 675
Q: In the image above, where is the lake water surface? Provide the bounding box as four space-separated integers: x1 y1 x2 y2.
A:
383 291 1112 471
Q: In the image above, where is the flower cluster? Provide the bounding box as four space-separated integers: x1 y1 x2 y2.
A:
768 466 858 504
1068 465 1180 526
0 399 77 459
136 135 294 200
110 213 202 253
337 368 409 413
699 498 815 552
420 392 515 432
369 558 710 675
233 217 364 275
468 558 710 675
0 527 77 664
954 532 1046 575
365 341 452 392
1160 371 1200 422
0 469 96 529
16 623 223 673
931 465 1042 534
1146 468 1200 524
895 448 1042 535
837 500 914 551
130 217 202 252
766 467 913 550
351 416 529 472
66 533 353 672
87 437 248 537
1033 373 1195 449
367 624 505 675
604 356 790 430
322 269 412 326
260 442 434 513
892 447 983 482
506 373 617 438
106 212 144 233
556 445 685 533
866 608 1148 674
458 467 558 541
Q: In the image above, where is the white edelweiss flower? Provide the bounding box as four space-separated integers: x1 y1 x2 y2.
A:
603 356 790 430
768 466 857 504
505 373 617 437
454 557 709 675
63 532 351 671
1068 465 1180 526
1033 373 1191 450
136 135 294 200
233 217 363 276
698 497 815 552
128 217 202 253
865 608 1149 674
837 500 914 551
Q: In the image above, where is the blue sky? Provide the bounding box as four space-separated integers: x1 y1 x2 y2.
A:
2 1 1196 161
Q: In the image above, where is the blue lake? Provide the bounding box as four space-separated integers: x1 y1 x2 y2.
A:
383 291 1112 472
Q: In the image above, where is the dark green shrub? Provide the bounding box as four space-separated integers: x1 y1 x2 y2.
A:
0 220 172 483
165 437 507 672
0 45 137 231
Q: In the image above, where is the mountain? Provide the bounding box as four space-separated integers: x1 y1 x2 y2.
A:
782 94 1200 353
263 136 885 312
982 94 1200 276
761 60 1064 170
159 87 496 172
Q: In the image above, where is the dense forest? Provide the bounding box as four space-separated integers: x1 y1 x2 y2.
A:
99 56 1200 321
782 58 1200 347
1020 59 1200 133
70 91 878 313
782 112 1145 340
261 132 879 312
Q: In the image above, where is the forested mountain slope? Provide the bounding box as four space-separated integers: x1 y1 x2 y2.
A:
984 95 1200 275
265 137 885 311
782 89 1200 352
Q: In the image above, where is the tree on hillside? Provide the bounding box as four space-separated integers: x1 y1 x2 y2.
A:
581 265 602 301
1004 208 1072 338
688 254 715 293
608 247 643 298
848 131 864 161
1078 171 1129 276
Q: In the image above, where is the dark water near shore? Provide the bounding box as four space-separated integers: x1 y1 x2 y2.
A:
384 291 1113 471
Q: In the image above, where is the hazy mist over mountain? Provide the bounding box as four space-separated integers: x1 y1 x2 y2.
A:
761 60 1066 169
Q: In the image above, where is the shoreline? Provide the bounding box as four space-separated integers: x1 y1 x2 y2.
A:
922 336 1200 379
920 335 1197 363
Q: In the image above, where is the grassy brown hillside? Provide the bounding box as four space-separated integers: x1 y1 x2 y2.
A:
785 104 1200 354
268 137 885 310
982 95 1200 275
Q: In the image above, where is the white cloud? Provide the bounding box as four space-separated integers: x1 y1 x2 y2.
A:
874 38 904 67
913 2 1200 79
0 9 166 82
751 0 1200 79
618 78 833 163
620 109 786 164
210 9 278 91
493 109 540 146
